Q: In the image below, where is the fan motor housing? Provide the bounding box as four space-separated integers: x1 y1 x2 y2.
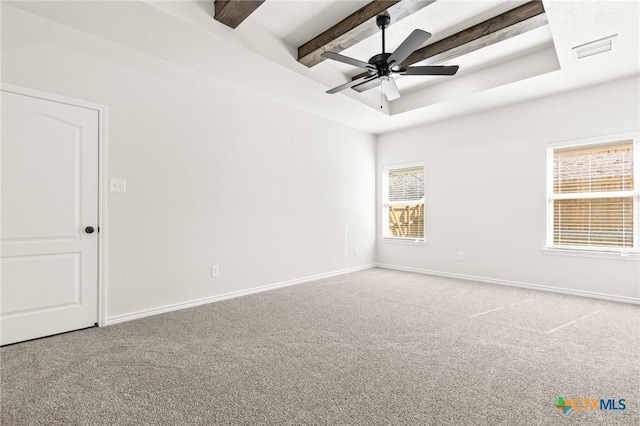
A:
368 53 392 77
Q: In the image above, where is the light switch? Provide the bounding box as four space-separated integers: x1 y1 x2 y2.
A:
110 178 127 193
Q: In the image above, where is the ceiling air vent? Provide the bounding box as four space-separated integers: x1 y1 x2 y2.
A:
573 35 617 60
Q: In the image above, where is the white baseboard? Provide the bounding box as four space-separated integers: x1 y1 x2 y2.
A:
376 263 640 305
105 264 375 325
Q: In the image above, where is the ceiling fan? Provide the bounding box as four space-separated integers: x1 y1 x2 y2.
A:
321 12 459 101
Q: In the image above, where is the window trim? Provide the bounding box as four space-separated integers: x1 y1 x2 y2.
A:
546 132 640 254
382 162 425 242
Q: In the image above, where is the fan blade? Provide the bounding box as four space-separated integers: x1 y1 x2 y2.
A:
387 29 431 67
321 51 375 71
381 77 400 101
353 78 381 93
326 75 377 94
401 65 459 76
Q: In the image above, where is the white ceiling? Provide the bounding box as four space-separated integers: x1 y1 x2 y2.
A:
6 0 639 134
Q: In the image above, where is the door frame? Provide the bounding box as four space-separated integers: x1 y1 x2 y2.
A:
1 83 109 327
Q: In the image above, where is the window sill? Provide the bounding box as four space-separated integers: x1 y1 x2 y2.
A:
542 247 640 261
381 238 427 246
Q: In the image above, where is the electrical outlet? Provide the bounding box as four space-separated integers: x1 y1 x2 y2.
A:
109 178 127 193
211 265 220 277
353 247 358 256
457 252 464 261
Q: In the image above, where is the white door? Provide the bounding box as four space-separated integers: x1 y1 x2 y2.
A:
1 90 99 345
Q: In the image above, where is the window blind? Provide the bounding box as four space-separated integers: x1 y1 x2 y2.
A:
388 167 424 202
553 141 634 248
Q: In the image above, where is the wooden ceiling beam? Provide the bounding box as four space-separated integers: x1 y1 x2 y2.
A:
404 0 546 67
297 0 437 68
214 0 266 29
352 0 547 91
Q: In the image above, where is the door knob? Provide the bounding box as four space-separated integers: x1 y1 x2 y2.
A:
85 226 95 234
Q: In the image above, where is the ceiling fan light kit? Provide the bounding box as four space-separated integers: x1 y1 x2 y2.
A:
322 12 459 102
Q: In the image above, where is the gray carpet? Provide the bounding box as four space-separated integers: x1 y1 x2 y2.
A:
1 268 639 425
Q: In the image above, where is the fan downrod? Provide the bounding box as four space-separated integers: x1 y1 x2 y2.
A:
370 12 392 75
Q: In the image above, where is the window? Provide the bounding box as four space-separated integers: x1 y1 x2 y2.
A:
547 134 639 252
383 164 424 240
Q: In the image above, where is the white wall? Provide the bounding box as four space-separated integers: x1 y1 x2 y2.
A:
1 6 376 319
377 76 640 301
